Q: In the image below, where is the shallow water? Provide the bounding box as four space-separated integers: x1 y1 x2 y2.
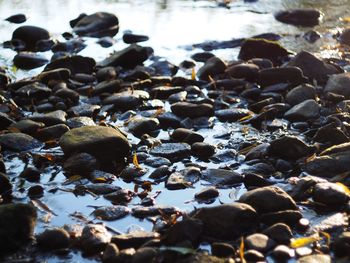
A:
1 0 350 262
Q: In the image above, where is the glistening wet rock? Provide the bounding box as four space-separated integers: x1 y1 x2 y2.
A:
36 228 71 251
12 25 50 51
239 186 298 214
196 56 227 80
268 136 314 160
313 182 349 206
73 12 119 37
0 203 37 255
192 203 258 240
5 13 26 24
79 224 112 255
171 102 214 118
285 84 316 106
59 126 131 161
44 55 95 74
0 133 43 152
324 72 350 98
202 168 244 187
275 9 321 27
13 52 49 70
284 99 320 121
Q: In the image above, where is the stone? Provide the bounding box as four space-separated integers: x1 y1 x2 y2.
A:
211 242 235 258
63 152 98 175
238 38 289 65
36 228 70 251
272 245 294 261
99 44 152 69
149 60 178 76
268 136 314 160
44 55 96 75
13 52 48 69
194 187 219 201
245 233 275 252
80 224 112 255
0 113 15 130
339 28 350 45
20 167 41 182
275 9 321 27
12 25 50 51
5 14 26 24
111 231 159 250
103 243 119 263
165 172 190 190
202 168 244 187
239 186 298 214
244 250 265 262
334 231 350 257
258 66 306 87
0 204 37 255
284 99 320 121
197 56 227 80
68 104 101 117
215 108 253 122
0 133 43 152
286 51 340 84
192 203 258 240
171 128 204 145
225 63 259 81
286 84 316 106
104 189 134 204
67 117 96 129
123 32 149 44
29 110 67 126
191 142 216 159
313 182 349 206
324 72 350 98
262 223 292 245
93 206 130 221
0 172 12 198
59 126 131 161
73 12 119 37
35 124 70 141
297 254 331 263
171 102 214 118
127 117 159 137
150 143 191 161
78 183 121 195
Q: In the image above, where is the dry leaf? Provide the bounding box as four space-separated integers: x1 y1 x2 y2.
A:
31 199 58 216
290 235 320 248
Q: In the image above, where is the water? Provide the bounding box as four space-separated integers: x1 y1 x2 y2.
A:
1 0 350 262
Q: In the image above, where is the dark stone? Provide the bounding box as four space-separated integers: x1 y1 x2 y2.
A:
239 186 298 214
73 12 119 38
63 152 98 175
36 124 70 141
36 228 70 251
286 84 316 106
111 231 159 250
226 63 259 81
192 203 258 240
97 36 116 47
238 38 289 65
59 126 131 161
36 68 71 84
20 167 41 182
12 25 50 51
272 245 294 261
171 102 213 118
5 14 26 24
70 13 87 28
127 117 159 137
13 52 48 69
245 233 276 253
29 110 67 126
262 223 292 245
150 143 191 161
150 60 178 76
79 224 111 255
0 113 15 130
171 128 204 145
0 172 12 198
102 243 119 263
191 142 216 159
334 232 350 257
215 108 253 122
0 204 37 255
0 133 43 152
211 242 235 258
92 206 130 221
244 249 265 262
99 44 152 69
268 136 314 160
313 182 349 206
258 66 306 87
324 72 350 98
197 56 227 80
202 168 244 187
194 187 219 201
123 32 149 44
275 9 321 27
44 55 96 75
28 184 44 198
284 99 320 121
119 166 147 181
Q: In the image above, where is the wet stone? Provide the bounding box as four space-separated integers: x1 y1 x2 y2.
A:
239 186 298 214
171 128 204 145
313 182 349 207
215 108 253 122
313 213 348 232
79 224 112 255
333 231 350 258
132 247 157 263
35 123 70 141
260 210 303 226
79 183 121 195
44 55 96 75
20 167 41 182
28 185 44 198
245 233 276 253
0 133 43 152
119 166 147 181
297 254 331 263
12 25 50 51
150 143 191 161
211 242 235 258
275 9 321 27
192 203 258 240
197 56 227 80
111 231 160 250
5 13 26 24
131 205 180 218
66 116 96 129
165 172 190 190
148 165 172 179
324 72 350 98
144 157 171 168
286 84 316 106
195 187 219 201
13 52 48 70
127 117 159 137
262 223 292 245
202 168 243 187
102 243 119 263
36 228 71 251
171 102 214 118
244 249 265 262
0 172 12 197
272 245 295 261
29 110 67 126
191 142 216 160
63 152 98 175
284 99 320 121
104 189 134 204
123 32 149 44
92 206 130 221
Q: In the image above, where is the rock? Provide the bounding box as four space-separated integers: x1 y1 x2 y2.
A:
171 102 213 118
260 210 302 226
324 72 350 98
334 231 350 257
149 165 172 179
0 113 15 130
29 110 67 126
59 126 131 161
197 56 227 80
67 117 96 129
103 243 119 263
144 157 171 168
150 86 183 100
12 25 50 51
286 51 340 84
0 204 37 255
44 55 95 75
162 218 203 246
20 167 41 182
272 245 295 261
28 185 44 198
284 99 320 121
245 233 275 252
93 206 130 221
275 9 321 27
79 183 121 195
258 66 306 87
10 120 44 135
215 108 253 122
202 168 244 187
104 189 134 204
339 28 350 45
286 84 316 106
68 104 101 117
127 117 159 137
99 44 152 69
150 143 191 161
5 14 26 24
191 52 215 62
239 186 298 214
80 224 112 255
131 205 180 218
245 143 270 161
63 152 98 175
36 124 70 141
313 182 349 206
191 142 216 159
111 231 159 250
268 136 314 160
225 63 259 81
243 172 272 188
13 52 48 69
132 247 157 263
0 172 12 198
119 166 147 181
238 38 289 65
165 172 190 190
73 12 119 37
103 91 147 111
262 223 292 245
0 133 43 152
303 30 321 43
149 60 178 76
211 242 235 258
171 128 204 145
244 250 265 262
123 32 149 44
313 124 348 145
54 88 79 104
192 203 258 240
15 82 51 99
297 254 331 263
36 68 71 84
194 187 219 201
36 228 70 251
